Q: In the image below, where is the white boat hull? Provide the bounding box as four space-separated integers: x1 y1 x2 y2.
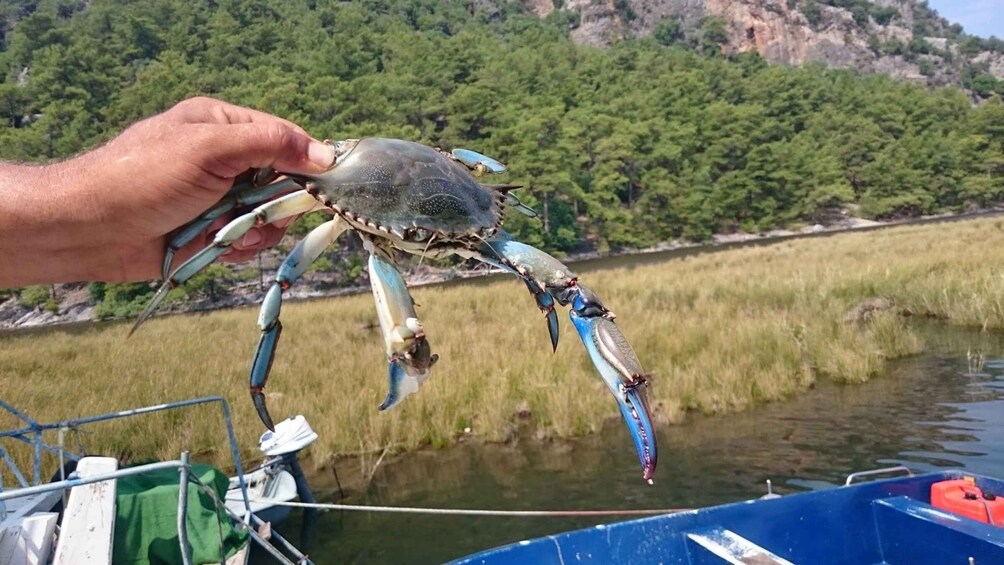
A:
225 466 298 519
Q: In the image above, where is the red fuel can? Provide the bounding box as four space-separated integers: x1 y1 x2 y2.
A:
930 478 1004 526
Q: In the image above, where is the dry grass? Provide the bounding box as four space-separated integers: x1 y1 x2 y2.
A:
4 216 1002 475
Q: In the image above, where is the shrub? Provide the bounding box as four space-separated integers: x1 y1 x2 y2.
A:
19 285 52 308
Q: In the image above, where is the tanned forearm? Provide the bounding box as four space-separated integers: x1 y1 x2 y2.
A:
0 97 334 289
0 160 104 286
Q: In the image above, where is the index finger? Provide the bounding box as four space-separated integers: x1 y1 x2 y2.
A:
163 97 309 135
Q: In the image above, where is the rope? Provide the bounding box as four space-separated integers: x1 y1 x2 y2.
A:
244 499 693 517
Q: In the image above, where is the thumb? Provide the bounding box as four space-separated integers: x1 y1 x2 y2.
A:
190 122 336 179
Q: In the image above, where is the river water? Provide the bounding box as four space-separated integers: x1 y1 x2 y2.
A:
250 322 1004 564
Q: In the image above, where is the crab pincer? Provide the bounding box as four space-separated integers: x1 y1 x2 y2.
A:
366 246 439 411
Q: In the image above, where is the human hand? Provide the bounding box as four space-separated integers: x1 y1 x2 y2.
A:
0 97 335 287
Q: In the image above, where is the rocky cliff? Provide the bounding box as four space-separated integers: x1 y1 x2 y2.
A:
524 0 1004 89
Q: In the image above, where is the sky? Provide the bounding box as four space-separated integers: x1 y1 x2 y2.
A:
925 0 1004 38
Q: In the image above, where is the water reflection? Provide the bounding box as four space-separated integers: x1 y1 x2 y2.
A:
254 323 1004 564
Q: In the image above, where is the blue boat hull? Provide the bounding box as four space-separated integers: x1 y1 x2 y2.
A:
452 471 1004 564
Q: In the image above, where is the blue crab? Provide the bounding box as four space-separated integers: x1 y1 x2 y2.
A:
132 138 657 482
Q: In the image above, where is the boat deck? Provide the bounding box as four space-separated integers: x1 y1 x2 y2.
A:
453 470 1004 565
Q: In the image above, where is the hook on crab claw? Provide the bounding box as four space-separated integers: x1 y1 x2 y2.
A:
379 349 439 411
251 386 275 432
379 359 414 411
617 377 657 484
519 278 560 352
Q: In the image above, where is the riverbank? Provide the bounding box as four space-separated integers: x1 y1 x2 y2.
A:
280 322 1004 564
2 209 996 331
2 216 1003 476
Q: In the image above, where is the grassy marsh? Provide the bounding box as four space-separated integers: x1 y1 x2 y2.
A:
3 217 1003 475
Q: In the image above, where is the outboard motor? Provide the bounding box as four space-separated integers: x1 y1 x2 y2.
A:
257 415 318 504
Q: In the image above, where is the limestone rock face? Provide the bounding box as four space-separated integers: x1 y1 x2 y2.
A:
520 0 1004 88
708 0 823 66
527 0 628 46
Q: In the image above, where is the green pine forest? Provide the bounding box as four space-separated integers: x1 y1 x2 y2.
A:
1 0 1003 309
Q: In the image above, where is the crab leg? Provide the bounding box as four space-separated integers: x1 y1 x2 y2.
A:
130 190 321 336
365 244 439 411
469 234 566 351
163 177 301 279
473 234 658 483
448 148 508 176
449 148 542 218
251 217 349 430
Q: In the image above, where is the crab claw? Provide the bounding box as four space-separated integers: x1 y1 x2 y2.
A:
379 339 439 411
368 251 439 410
569 286 657 483
614 372 656 484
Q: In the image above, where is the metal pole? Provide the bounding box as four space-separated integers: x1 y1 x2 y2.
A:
219 399 251 515
47 397 228 429
178 452 193 565
0 396 229 440
0 445 29 488
0 460 185 501
4 434 81 462
249 513 314 565
31 430 42 485
190 481 301 565
0 398 41 427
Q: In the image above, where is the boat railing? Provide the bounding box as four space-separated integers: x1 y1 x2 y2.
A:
0 396 246 492
844 465 913 486
0 396 314 564
0 451 311 564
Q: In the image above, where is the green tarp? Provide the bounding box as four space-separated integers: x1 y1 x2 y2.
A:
113 463 248 565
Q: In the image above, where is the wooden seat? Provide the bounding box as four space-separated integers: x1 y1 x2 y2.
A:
686 527 795 564
53 456 119 565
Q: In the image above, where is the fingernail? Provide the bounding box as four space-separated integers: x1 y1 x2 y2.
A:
242 229 264 248
308 140 336 169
